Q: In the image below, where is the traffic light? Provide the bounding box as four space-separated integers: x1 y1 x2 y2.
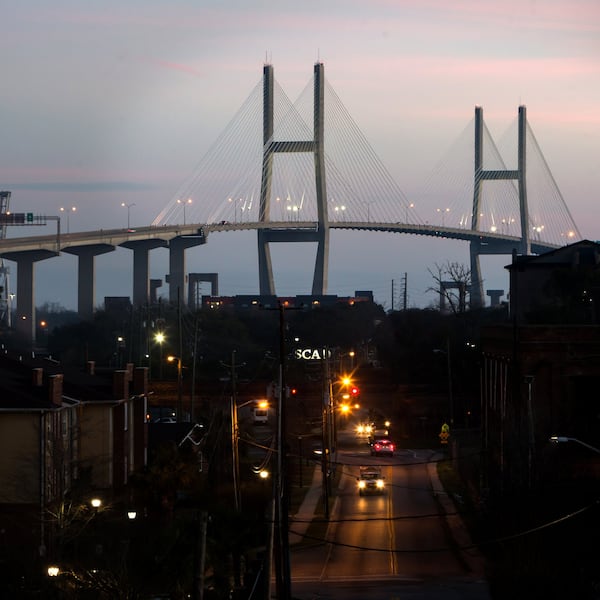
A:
351 386 359 397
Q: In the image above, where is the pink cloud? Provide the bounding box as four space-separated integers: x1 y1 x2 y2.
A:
146 58 206 78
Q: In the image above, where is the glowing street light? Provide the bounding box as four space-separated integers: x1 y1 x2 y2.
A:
177 198 192 224
155 332 165 379
59 206 76 233
121 202 136 230
231 399 270 511
167 355 183 421
436 207 450 226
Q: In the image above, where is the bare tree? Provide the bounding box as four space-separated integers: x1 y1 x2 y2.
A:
427 261 471 313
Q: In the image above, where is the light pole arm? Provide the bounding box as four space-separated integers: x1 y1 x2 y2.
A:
550 436 600 455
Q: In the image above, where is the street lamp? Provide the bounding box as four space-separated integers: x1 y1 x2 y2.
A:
363 201 375 222
167 355 183 422
116 336 125 368
231 399 270 511
549 436 600 454
436 207 450 226
121 202 136 230
177 198 192 224
59 206 76 233
155 332 165 379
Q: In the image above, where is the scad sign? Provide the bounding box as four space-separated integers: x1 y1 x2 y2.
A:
294 348 332 361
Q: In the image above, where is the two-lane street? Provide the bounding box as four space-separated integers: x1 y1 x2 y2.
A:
289 425 491 599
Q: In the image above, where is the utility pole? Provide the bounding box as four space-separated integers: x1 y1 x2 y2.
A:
391 279 395 311
230 351 241 512
274 302 292 600
402 272 408 310
191 317 200 422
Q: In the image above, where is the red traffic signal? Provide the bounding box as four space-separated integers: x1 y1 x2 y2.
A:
351 386 359 396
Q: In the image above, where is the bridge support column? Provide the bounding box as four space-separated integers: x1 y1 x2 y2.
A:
121 239 168 308
469 241 484 309
486 289 505 307
258 230 275 295
167 236 206 305
63 244 115 320
150 279 163 304
312 229 329 295
188 273 218 310
1 249 57 345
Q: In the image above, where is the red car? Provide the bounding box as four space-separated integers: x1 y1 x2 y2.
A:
371 439 395 457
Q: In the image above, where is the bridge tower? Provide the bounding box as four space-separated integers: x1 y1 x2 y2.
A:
0 191 12 328
257 63 329 295
470 105 530 307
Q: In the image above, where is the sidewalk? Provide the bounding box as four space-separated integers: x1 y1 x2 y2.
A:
427 456 488 578
288 464 322 545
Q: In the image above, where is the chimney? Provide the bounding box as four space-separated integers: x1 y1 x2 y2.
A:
32 367 43 387
113 370 129 400
86 360 95 375
48 374 63 407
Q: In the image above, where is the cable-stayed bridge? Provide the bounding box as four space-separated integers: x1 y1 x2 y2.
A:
0 62 582 343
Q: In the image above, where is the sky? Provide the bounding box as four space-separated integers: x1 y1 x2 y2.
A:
1 0 599 312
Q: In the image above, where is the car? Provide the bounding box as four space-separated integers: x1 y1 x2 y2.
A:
371 439 395 457
355 422 373 436
155 416 177 424
368 428 389 446
357 466 385 495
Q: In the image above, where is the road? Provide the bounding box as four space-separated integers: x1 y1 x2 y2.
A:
288 426 491 600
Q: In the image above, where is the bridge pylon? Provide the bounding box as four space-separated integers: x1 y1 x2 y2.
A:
257 63 329 295
470 105 530 308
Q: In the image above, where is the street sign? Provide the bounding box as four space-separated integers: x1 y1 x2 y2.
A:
439 422 450 444
0 213 25 224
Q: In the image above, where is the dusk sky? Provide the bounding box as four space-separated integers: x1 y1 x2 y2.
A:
1 1 599 311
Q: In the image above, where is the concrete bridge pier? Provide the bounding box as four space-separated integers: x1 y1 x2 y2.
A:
150 279 163 304
188 273 219 310
63 244 115 320
121 239 168 307
469 240 484 309
1 249 58 344
167 236 206 305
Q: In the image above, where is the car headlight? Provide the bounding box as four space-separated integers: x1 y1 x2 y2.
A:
376 479 385 489
358 480 366 489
